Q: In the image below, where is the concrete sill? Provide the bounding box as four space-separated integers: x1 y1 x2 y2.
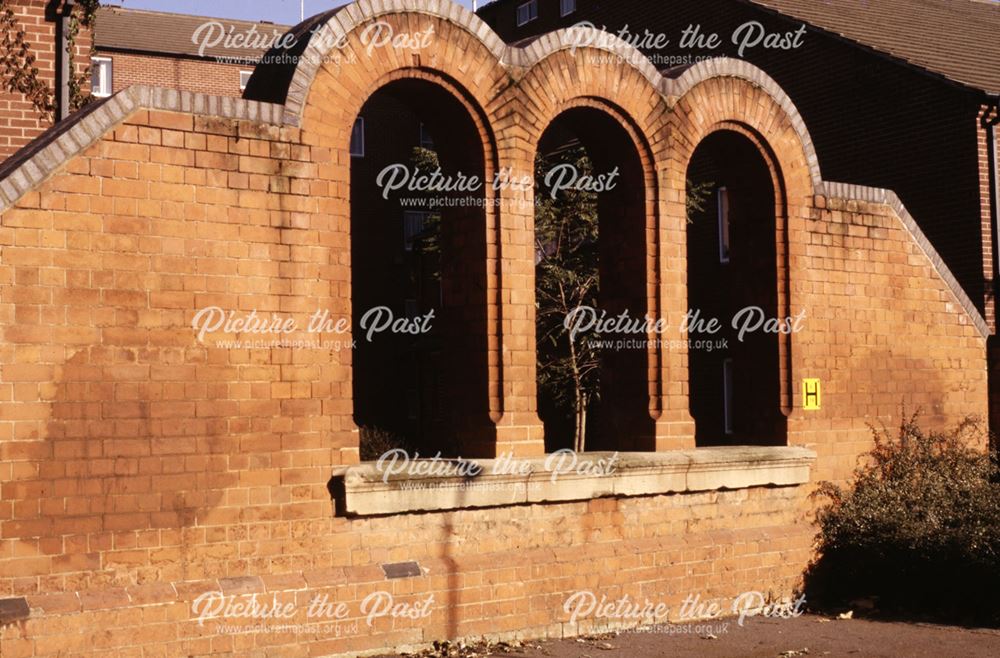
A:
332 446 816 517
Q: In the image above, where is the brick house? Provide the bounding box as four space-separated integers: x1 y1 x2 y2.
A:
0 0 993 655
92 6 290 99
0 2 287 161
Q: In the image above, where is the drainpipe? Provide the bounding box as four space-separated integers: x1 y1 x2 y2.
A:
58 0 76 121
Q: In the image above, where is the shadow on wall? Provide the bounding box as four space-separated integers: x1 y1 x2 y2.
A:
3 339 235 585
842 353 952 429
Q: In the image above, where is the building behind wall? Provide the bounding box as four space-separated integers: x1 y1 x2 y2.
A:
478 0 1000 437
91 7 290 99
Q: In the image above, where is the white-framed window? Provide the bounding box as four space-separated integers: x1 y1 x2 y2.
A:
560 0 577 17
403 210 429 251
91 57 112 97
722 358 734 435
717 186 730 263
239 70 253 91
516 0 538 26
350 117 365 157
419 122 435 150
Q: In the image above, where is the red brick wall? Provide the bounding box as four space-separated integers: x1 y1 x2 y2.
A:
0 6 990 655
0 103 986 658
790 193 990 482
100 51 252 98
978 106 997 331
0 0 91 160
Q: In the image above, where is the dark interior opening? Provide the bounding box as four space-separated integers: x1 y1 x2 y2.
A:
686 130 787 446
534 106 652 452
350 79 491 458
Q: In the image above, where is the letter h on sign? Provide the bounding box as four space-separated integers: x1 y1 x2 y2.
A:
802 378 821 410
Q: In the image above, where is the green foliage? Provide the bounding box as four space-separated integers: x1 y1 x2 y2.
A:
807 413 1000 624
0 0 101 120
65 0 101 112
0 0 54 118
408 146 442 270
686 178 714 223
534 146 601 451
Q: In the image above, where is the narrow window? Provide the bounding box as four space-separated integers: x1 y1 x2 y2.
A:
403 211 428 251
91 57 113 97
717 186 730 263
350 117 365 157
560 0 577 17
419 122 435 150
516 0 538 26
239 70 253 91
722 358 734 435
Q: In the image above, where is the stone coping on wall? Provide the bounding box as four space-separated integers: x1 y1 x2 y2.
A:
0 85 286 214
818 182 990 338
333 446 817 516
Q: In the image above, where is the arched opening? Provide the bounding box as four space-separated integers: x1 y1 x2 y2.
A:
534 105 653 453
350 78 492 458
686 129 788 446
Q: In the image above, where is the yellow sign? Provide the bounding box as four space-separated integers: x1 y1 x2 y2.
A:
802 378 821 410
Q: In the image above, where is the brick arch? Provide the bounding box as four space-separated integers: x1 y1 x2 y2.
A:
297 12 509 149
709 121 795 417
297 11 510 458
280 0 509 125
668 67 816 443
514 26 664 92
668 58 822 192
493 43 678 450
670 77 819 205
685 122 795 441
533 97 663 449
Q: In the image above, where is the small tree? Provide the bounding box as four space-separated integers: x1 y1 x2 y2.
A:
408 146 442 270
534 161 717 451
535 146 601 452
686 178 714 222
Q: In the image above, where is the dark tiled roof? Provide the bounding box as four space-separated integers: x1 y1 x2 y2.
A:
746 0 1000 94
94 6 291 62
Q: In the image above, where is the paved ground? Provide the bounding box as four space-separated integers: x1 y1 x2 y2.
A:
383 615 1000 657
